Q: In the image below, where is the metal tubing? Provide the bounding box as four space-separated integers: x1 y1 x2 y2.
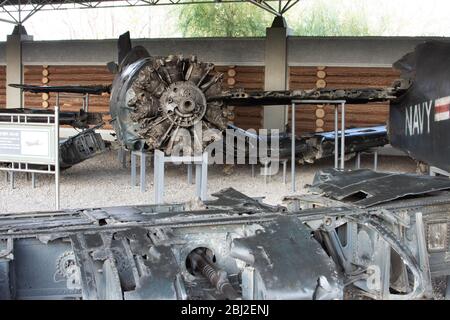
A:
283 159 287 184
118 147 127 169
334 105 338 169
195 164 202 198
131 152 137 186
291 102 296 193
263 161 268 184
374 151 378 171
0 167 59 174
200 152 208 201
154 150 165 204
355 152 361 169
187 163 193 184
140 152 146 193
9 171 14 190
31 173 36 188
340 102 345 170
55 102 60 210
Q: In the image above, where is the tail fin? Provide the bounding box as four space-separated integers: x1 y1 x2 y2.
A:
118 31 132 64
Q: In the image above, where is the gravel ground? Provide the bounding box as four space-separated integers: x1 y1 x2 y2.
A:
0 149 417 213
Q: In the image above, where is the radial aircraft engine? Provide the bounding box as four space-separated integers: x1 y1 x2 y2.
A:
109 32 229 156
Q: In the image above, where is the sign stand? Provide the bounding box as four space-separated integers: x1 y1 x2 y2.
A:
0 97 60 210
55 95 60 210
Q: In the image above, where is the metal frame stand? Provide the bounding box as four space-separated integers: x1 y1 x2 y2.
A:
256 159 288 184
282 159 287 184
187 164 194 184
0 100 60 210
6 171 36 189
154 150 208 204
290 100 346 193
131 151 149 192
355 150 379 171
118 147 127 169
430 166 450 177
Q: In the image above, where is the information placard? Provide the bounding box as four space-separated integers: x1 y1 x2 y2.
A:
0 124 56 165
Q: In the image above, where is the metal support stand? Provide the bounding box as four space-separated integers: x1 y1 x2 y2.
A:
118 147 127 169
131 151 149 193
9 171 14 189
187 164 193 184
355 150 378 171
290 100 346 193
253 159 287 183
24 172 36 187
154 150 208 204
195 158 208 200
334 105 338 169
263 160 270 184
355 152 361 169
291 102 295 193
55 103 60 210
430 166 450 177
374 151 378 171
340 102 345 170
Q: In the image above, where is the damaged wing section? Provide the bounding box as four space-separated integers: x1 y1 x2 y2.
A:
59 126 108 169
0 108 103 129
227 124 388 165
308 168 450 207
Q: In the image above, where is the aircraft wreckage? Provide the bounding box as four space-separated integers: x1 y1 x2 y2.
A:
3 34 450 300
2 171 450 300
10 31 398 167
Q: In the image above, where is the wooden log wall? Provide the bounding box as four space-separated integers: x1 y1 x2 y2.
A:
289 66 400 135
18 64 400 135
23 64 264 131
0 66 6 108
216 65 264 130
24 65 114 128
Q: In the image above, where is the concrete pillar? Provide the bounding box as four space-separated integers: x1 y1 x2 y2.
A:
6 25 33 108
263 16 288 131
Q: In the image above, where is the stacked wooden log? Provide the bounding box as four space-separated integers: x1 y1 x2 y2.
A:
24 65 114 128
216 65 264 130
289 66 400 135
2 64 401 135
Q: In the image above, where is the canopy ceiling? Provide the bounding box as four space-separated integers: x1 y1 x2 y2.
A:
0 0 299 25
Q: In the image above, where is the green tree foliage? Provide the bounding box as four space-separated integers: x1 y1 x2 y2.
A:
177 0 389 38
287 0 374 36
177 3 273 37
